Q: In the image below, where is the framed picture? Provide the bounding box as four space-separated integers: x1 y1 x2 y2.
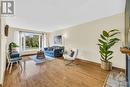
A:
4 25 9 37
54 35 62 45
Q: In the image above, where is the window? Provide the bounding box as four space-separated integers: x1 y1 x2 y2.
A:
20 32 43 51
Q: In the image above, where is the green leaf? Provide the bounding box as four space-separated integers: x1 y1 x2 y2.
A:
97 44 103 47
99 46 106 53
97 44 101 45
109 32 120 37
10 42 19 48
109 38 120 44
98 39 107 45
102 44 108 51
108 42 116 49
107 51 113 57
110 38 120 42
108 38 120 49
100 58 104 61
108 29 119 33
99 51 105 57
103 31 109 37
107 56 113 60
100 34 106 40
101 55 105 60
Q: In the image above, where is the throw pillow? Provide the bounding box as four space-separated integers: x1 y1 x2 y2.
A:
69 50 75 57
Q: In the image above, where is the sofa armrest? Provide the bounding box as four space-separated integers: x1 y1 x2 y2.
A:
44 48 48 51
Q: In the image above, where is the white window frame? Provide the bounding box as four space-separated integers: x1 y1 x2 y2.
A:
20 32 44 52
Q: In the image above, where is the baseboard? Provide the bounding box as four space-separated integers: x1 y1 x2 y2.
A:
76 58 100 66
112 67 125 72
21 53 36 57
76 58 125 72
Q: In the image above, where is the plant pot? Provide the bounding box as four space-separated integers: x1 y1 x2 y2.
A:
12 48 18 52
101 60 112 70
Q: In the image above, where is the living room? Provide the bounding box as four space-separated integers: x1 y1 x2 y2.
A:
0 0 129 87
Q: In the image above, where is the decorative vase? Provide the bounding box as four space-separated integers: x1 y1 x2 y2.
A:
12 48 17 52
101 60 112 70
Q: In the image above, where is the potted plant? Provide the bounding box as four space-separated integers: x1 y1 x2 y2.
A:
98 29 120 70
9 42 19 53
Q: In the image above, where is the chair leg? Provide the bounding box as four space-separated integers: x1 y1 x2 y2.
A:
9 63 13 73
16 61 18 65
16 61 19 68
7 62 10 71
16 61 21 73
65 60 75 66
19 61 23 72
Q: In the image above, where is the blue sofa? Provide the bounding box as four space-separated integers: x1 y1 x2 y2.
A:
44 46 64 57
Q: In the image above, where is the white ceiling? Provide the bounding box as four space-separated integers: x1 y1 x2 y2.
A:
6 0 126 32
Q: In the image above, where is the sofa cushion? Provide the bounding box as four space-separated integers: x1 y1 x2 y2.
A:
10 53 20 58
48 47 53 51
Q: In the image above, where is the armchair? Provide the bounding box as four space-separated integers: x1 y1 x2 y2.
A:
63 49 78 65
7 52 22 73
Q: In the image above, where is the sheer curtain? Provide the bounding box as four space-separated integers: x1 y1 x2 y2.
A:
43 32 50 48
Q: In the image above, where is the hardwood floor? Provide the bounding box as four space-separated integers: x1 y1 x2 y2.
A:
3 57 110 87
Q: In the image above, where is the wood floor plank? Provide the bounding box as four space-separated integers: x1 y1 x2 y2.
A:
3 57 111 87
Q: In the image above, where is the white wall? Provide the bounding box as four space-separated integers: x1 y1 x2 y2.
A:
0 16 7 85
7 28 19 44
7 28 20 52
49 13 126 69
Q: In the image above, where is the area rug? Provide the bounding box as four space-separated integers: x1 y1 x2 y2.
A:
30 55 55 64
104 71 127 87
